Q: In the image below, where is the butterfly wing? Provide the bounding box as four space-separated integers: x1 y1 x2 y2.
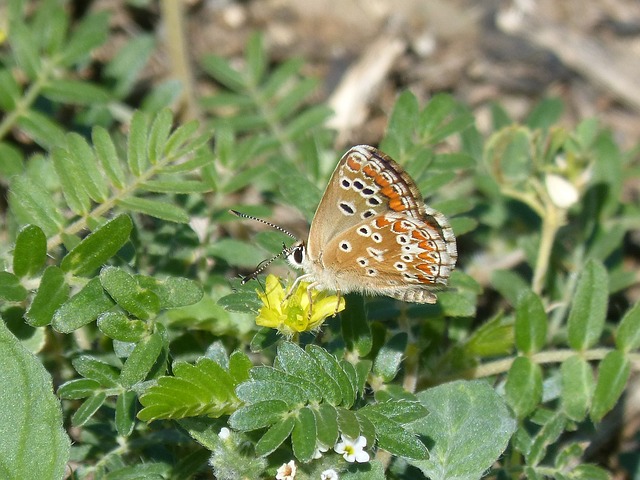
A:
317 212 456 303
307 145 427 259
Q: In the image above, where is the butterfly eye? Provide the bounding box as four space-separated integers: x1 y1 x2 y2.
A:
293 245 304 265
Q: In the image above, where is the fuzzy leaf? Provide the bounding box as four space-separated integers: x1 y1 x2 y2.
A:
127 111 149 176
515 290 548 354
313 403 339 448
115 390 137 437
411 380 516 480
119 331 164 388
100 266 160 320
0 320 70 478
138 357 242 421
591 350 630 422
57 379 101 399
229 400 290 432
65 133 109 202
307 344 355 407
358 410 427 460
291 406 317 462
97 311 147 342
60 12 109 65
51 277 114 333
9 176 64 236
60 214 133 276
505 356 543 418
13 224 46 278
615 301 640 352
567 260 608 350
0 271 27 301
92 126 126 189
373 333 407 382
16 110 66 149
560 355 594 421
526 412 567 466
254 416 295 457
117 196 189 223
71 392 107 427
25 266 69 327
72 355 120 387
42 79 110 105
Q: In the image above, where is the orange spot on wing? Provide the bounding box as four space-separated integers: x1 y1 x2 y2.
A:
391 221 408 233
346 156 361 171
375 216 391 228
416 264 432 273
412 230 428 242
389 198 406 211
375 175 390 187
363 165 377 177
380 185 399 198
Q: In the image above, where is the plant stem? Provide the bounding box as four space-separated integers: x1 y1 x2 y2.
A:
531 201 563 295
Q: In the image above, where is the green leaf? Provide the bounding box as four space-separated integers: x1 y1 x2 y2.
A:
307 345 355 407
254 416 295 457
505 356 542 418
10 22 41 78
372 333 407 382
463 313 514 357
362 400 428 424
276 342 340 404
42 79 110 105
381 91 419 156
57 378 101 399
560 355 594 421
237 378 310 406
144 276 203 309
97 311 147 342
92 126 126 189
61 215 133 276
115 390 137 437
411 380 517 480
515 291 548 354
0 69 21 110
246 33 267 85
8 176 64 236
138 358 241 421
491 269 530 306
72 355 120 387
615 301 640 352
567 260 608 350
313 403 339 448
100 266 160 320
0 142 23 177
65 133 109 202
526 97 564 130
163 119 200 158
117 196 190 223
72 392 107 427
147 109 173 165
51 146 91 215
201 55 246 92
0 271 28 301
25 266 69 327
359 410 427 460
119 331 164 388
341 295 372 356
13 224 46 278
0 320 70 478
229 400 290 431
591 350 630 422
291 406 317 462
105 35 155 98
60 12 109 65
127 111 150 176
526 411 567 466
16 109 66 149
139 179 212 194
51 277 115 333
336 407 360 440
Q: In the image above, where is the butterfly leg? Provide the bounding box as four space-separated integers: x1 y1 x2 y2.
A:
284 273 314 300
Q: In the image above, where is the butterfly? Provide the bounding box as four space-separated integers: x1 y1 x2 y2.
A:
252 145 457 306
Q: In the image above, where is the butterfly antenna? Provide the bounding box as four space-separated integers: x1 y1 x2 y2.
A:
240 243 295 284
229 209 297 239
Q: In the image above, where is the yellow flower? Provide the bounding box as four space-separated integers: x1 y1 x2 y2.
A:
255 275 345 337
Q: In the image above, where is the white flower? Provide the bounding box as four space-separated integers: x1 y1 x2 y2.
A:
545 173 579 209
276 460 297 480
321 469 339 480
218 427 231 440
313 442 329 459
334 435 370 463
